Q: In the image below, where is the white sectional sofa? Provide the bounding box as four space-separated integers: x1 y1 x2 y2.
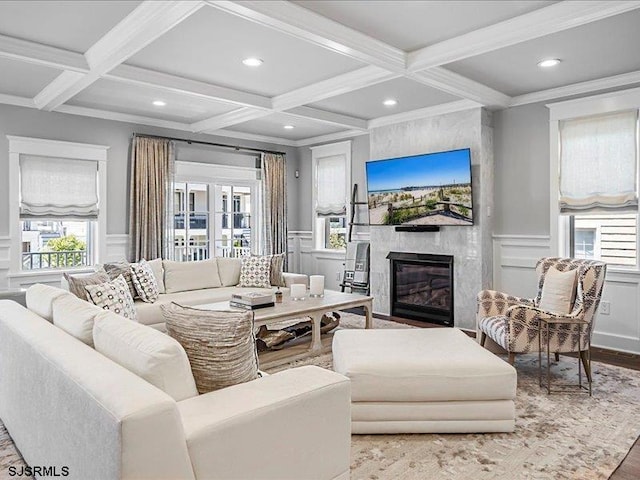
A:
0 284 351 480
63 257 308 329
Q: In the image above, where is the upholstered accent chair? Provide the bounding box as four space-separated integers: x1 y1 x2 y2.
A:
477 257 607 379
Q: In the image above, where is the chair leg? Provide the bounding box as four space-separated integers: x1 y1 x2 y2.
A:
580 350 592 383
480 331 487 347
508 352 515 365
554 352 560 362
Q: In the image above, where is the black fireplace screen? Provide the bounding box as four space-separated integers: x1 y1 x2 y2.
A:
387 252 454 326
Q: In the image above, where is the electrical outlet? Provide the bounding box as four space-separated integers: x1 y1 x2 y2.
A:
600 301 610 315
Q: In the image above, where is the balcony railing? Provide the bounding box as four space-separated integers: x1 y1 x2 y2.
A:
22 250 88 270
173 245 252 262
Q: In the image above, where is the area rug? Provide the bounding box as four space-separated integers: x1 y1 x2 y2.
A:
1 314 638 480
266 314 640 480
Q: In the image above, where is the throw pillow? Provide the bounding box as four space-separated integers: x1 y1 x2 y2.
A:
216 257 242 286
147 258 165 294
163 259 223 293
93 311 198 401
64 270 110 301
270 253 286 287
539 267 578 314
103 261 137 299
85 275 137 321
130 259 160 303
161 303 259 394
239 255 271 288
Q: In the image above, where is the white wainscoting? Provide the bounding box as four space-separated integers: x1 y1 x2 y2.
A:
288 231 370 292
493 234 640 354
0 234 130 290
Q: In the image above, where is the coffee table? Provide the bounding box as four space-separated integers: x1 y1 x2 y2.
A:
197 290 373 367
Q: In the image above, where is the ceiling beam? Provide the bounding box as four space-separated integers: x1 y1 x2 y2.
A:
510 69 640 107
272 66 399 111
205 0 406 72
408 0 640 71
190 108 272 132
284 106 368 131
0 34 88 72
410 68 510 108
34 0 205 111
368 100 481 129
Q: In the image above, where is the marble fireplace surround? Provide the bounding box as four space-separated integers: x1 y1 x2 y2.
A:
368 107 494 331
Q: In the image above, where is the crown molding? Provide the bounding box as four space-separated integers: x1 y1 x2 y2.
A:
410 68 510 108
272 66 399 111
206 0 406 72
294 129 368 147
367 99 480 129
0 34 88 72
510 69 640 107
408 1 640 71
108 64 273 109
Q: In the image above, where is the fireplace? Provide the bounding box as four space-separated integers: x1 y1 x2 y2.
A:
386 252 453 326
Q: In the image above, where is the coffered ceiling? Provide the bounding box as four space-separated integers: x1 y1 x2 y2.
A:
0 0 639 147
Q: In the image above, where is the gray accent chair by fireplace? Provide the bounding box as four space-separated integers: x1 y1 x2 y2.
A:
476 257 606 378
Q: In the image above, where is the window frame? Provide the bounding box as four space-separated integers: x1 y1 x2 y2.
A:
548 89 640 272
8 136 108 275
310 140 351 252
174 161 261 259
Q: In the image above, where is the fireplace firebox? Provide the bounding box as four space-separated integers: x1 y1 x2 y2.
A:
386 252 453 326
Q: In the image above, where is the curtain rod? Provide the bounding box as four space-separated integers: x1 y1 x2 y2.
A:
132 133 287 156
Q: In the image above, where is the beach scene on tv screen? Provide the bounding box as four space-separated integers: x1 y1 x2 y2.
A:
367 149 473 226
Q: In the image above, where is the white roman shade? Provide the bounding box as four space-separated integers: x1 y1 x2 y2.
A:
559 110 638 214
316 154 347 217
20 155 99 219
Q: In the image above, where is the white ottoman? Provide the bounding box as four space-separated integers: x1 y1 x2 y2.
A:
332 328 517 434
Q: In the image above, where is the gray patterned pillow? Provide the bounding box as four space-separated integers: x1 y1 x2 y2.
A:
270 253 286 287
161 303 259 394
239 255 271 288
130 259 159 303
103 261 137 299
85 275 137 321
64 270 110 301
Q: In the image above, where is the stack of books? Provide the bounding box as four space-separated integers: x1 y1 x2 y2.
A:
230 292 275 310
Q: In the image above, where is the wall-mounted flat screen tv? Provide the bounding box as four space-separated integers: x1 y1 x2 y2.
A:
366 148 473 226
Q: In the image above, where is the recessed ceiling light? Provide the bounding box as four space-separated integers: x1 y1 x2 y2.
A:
152 100 166 107
242 57 263 67
537 58 561 68
283 125 295 130
383 98 398 107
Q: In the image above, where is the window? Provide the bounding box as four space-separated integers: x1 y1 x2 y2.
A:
173 182 210 261
311 141 351 250
9 137 107 273
172 161 260 261
557 109 639 268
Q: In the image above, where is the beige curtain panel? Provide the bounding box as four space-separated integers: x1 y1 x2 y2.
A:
261 153 288 268
129 136 175 262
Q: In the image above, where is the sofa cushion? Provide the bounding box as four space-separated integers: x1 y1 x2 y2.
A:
162 303 259 394
93 311 198 402
26 284 69 322
103 261 137 299
163 259 222 293
216 257 242 286
85 275 137 322
333 328 517 403
52 293 104 346
147 258 165 294
64 270 110 301
130 259 160 303
239 256 271 288
539 267 577 314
